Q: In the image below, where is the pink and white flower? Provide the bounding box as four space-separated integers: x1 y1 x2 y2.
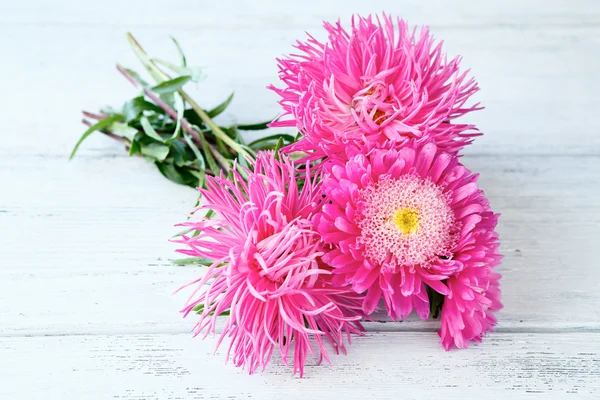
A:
270 14 481 161
174 152 365 376
315 142 502 348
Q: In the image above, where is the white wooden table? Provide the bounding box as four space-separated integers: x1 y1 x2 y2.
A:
1 1 599 398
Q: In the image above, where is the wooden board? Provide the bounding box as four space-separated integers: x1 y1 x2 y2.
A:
1 333 599 399
1 155 598 334
1 0 599 398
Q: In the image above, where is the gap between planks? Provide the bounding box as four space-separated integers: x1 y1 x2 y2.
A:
3 324 600 339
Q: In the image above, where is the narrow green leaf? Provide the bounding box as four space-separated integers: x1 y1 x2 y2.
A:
171 36 187 67
183 134 203 162
249 134 295 148
198 131 220 174
236 121 272 131
170 92 185 141
141 142 170 161
209 144 231 171
207 93 234 118
215 136 229 155
70 114 123 159
232 127 246 145
203 208 215 220
274 137 285 161
151 76 192 95
172 257 214 266
183 133 207 188
140 116 165 142
123 68 150 87
152 58 204 82
189 167 205 189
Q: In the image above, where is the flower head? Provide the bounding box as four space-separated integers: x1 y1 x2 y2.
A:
315 142 502 347
174 152 364 376
269 14 481 161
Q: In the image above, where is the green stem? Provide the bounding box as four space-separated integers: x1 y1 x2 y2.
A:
116 64 201 146
124 32 254 160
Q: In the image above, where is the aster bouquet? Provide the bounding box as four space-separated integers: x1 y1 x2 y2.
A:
76 14 502 376
71 33 294 188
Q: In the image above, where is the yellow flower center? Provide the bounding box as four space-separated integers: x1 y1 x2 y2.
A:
393 207 419 235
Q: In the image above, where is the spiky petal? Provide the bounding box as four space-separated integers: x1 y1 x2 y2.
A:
269 14 481 161
174 152 365 376
315 142 502 348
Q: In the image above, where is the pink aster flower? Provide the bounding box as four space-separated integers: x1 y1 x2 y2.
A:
269 14 481 161
173 152 365 376
315 142 502 348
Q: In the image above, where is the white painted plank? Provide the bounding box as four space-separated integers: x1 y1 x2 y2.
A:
1 332 599 399
1 154 598 334
0 2 599 156
1 0 599 27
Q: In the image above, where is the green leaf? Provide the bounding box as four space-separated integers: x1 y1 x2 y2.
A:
192 303 230 316
209 144 231 171
140 116 165 142
110 122 139 141
70 114 123 159
183 134 204 165
426 284 446 319
189 166 205 189
249 133 295 149
152 58 204 83
123 96 163 122
171 36 187 67
123 68 150 87
172 257 214 266
198 131 220 175
155 163 199 188
236 120 272 131
237 151 250 169
203 208 215 220
207 93 234 118
159 92 175 108
274 137 285 161
156 163 188 186
232 127 246 145
169 92 185 142
183 109 204 127
215 135 229 155
169 140 191 167
151 76 192 95
129 139 141 156
141 142 170 161
183 134 207 188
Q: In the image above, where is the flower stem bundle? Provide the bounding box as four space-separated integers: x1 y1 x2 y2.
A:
71 33 294 188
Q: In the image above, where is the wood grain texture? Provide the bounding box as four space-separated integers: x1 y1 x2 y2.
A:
2 332 599 399
1 154 599 336
1 0 599 398
0 1 599 156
